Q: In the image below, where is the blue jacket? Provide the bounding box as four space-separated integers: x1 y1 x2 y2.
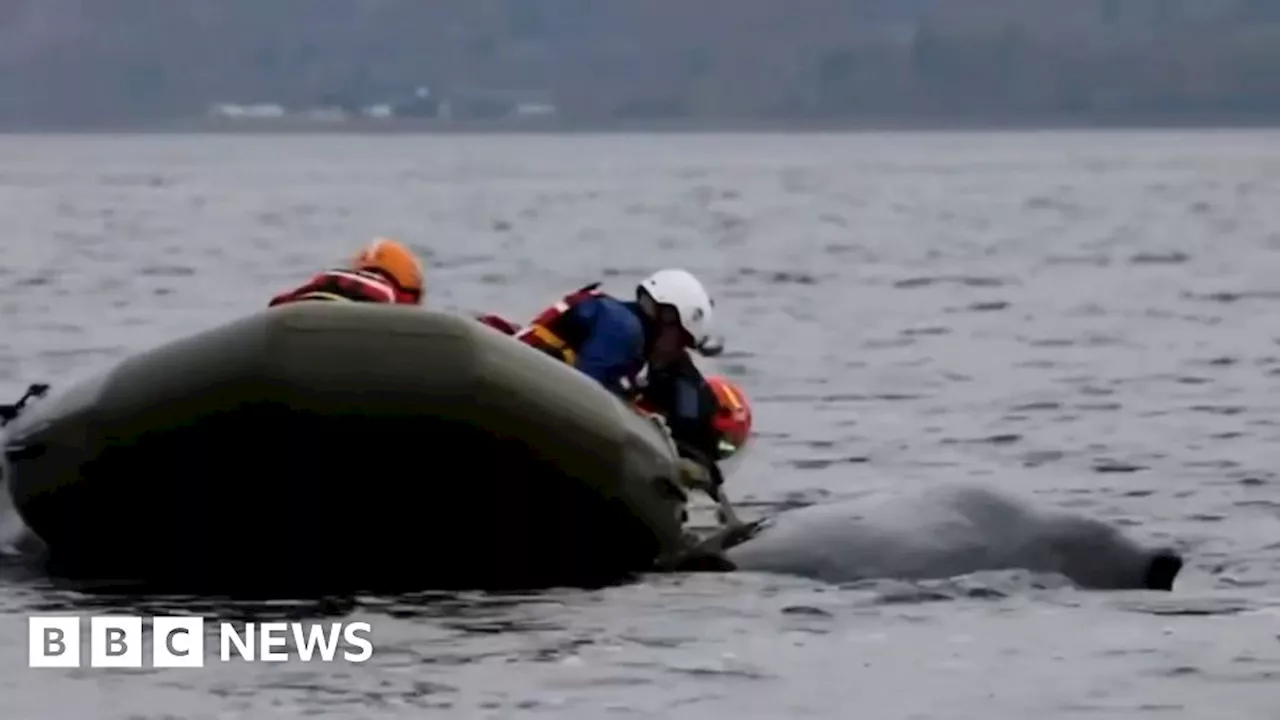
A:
565 295 647 397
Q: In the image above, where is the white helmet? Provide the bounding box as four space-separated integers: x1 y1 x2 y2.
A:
636 268 720 353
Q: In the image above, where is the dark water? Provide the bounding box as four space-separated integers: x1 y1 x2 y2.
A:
2 130 1280 718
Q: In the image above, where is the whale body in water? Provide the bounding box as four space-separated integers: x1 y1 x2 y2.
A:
724 483 1183 591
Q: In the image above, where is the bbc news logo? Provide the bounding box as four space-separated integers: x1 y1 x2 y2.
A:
28 616 374 668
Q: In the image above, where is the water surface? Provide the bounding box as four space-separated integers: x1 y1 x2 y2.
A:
2 129 1279 719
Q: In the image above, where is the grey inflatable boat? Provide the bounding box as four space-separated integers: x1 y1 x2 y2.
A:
1 302 699 594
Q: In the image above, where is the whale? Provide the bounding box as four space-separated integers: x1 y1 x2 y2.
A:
721 483 1183 591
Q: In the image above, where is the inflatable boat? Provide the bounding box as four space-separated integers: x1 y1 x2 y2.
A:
0 302 701 594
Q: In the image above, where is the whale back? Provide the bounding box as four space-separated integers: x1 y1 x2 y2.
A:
726 483 1179 590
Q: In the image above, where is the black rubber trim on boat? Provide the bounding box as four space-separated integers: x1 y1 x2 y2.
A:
4 443 46 462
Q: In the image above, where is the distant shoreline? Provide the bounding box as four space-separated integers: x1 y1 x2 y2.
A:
6 112 1280 135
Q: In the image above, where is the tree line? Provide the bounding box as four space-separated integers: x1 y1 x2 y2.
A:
2 0 1279 127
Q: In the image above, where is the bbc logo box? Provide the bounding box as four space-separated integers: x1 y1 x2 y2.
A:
30 615 375 668
29 615 204 668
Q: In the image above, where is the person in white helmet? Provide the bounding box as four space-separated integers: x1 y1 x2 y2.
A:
476 269 739 517
482 268 721 399
629 269 739 523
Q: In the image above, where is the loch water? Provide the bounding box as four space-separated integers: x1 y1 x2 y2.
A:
1 130 1279 719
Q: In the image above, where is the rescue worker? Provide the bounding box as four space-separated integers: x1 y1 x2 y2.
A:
511 268 720 398
475 269 723 419
479 270 741 518
269 237 425 307
479 307 753 470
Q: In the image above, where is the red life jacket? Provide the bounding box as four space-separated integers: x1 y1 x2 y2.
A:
268 269 411 307
513 283 606 365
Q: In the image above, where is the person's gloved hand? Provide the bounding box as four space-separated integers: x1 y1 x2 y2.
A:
637 408 681 453
676 457 712 491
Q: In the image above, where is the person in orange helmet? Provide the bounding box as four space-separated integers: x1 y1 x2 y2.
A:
269 237 425 307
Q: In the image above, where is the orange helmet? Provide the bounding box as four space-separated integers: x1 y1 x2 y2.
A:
352 237 424 302
707 375 752 459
